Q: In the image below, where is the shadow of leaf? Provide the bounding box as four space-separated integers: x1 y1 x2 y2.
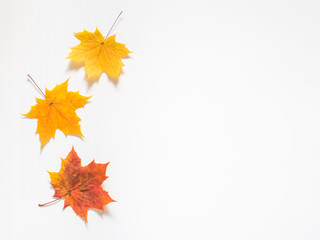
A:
91 205 114 219
67 60 84 71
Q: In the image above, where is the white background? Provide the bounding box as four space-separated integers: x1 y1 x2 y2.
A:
1 0 320 239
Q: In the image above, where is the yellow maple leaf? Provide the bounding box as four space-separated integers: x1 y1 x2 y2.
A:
24 79 90 147
67 28 131 80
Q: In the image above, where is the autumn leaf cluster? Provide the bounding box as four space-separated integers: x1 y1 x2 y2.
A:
24 22 131 222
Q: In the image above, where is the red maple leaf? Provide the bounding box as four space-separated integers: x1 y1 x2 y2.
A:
40 147 115 222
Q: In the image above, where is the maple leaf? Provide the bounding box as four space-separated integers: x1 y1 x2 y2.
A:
67 28 131 80
44 147 115 222
24 79 90 147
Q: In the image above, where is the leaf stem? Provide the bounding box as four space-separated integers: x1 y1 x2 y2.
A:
38 197 62 207
105 11 123 39
27 74 46 99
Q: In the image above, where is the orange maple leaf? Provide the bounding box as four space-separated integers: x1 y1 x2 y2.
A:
43 147 115 222
67 28 131 80
24 79 90 147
